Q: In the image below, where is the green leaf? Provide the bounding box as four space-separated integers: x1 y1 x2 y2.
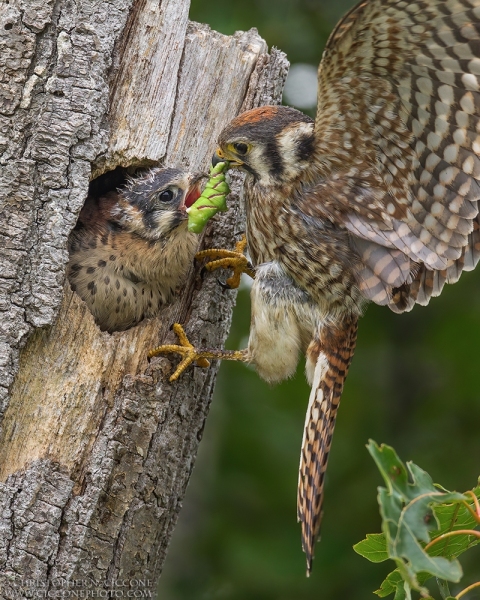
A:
377 570 432 598
375 569 403 597
393 581 411 600
353 533 388 563
436 577 452 600
430 486 480 560
366 441 470 595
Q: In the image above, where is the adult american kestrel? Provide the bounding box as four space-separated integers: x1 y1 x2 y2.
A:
150 0 480 574
68 168 203 332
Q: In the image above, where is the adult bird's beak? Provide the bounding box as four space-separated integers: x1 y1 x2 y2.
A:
212 147 244 168
212 149 224 167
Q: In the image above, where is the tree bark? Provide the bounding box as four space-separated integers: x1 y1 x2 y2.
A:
0 0 288 596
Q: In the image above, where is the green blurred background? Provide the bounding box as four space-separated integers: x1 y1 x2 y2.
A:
159 1 480 598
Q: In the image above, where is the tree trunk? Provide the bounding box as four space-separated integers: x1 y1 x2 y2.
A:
0 0 287 595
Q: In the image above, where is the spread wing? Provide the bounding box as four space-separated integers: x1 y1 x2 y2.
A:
312 0 480 312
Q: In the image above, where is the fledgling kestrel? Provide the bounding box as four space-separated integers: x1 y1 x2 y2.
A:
150 0 480 574
67 168 203 332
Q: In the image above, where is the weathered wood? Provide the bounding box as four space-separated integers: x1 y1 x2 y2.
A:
106 0 191 169
0 0 288 595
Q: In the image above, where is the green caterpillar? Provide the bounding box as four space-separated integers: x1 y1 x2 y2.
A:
187 161 230 233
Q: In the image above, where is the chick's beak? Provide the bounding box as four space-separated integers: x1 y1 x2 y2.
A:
184 186 201 209
184 173 206 209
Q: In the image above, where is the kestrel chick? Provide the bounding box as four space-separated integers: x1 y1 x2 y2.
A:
67 168 203 332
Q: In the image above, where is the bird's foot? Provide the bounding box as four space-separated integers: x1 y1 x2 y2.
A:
148 324 210 381
196 235 254 289
148 323 247 381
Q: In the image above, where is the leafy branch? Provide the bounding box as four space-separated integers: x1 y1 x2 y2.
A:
353 441 480 600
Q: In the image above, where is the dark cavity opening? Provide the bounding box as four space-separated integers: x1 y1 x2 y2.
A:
88 166 149 200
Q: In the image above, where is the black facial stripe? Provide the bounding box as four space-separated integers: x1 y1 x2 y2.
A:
242 163 258 178
142 209 184 233
266 139 284 179
142 209 158 231
296 132 315 162
167 213 184 231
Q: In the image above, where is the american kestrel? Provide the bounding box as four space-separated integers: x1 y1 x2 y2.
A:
149 0 480 574
68 168 203 332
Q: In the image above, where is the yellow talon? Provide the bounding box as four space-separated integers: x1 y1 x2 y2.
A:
148 322 248 381
195 235 255 289
148 323 210 382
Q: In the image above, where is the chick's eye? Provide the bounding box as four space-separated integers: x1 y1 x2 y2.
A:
158 189 174 202
233 142 248 155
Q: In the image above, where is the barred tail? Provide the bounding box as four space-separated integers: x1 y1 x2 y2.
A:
297 317 358 576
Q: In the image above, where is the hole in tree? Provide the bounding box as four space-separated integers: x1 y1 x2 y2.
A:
4 22 13 30
87 165 149 200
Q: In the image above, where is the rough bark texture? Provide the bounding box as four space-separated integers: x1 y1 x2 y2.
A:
0 0 288 595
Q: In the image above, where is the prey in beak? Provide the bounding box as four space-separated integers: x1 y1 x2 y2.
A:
186 161 231 233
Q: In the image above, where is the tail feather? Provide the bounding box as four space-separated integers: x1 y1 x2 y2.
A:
298 317 358 576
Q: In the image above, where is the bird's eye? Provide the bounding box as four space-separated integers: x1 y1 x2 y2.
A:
233 142 248 155
158 189 174 202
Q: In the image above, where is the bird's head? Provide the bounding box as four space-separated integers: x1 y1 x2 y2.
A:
214 106 315 186
114 168 204 241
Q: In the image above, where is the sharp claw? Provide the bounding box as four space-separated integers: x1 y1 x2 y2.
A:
169 371 182 383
